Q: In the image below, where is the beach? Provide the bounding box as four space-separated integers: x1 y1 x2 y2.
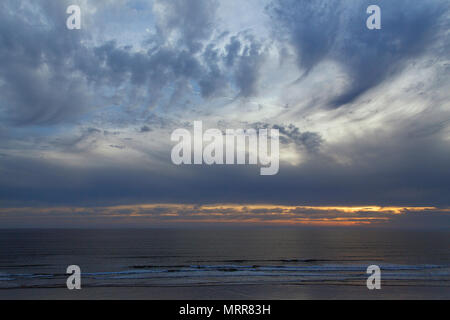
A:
1 284 449 300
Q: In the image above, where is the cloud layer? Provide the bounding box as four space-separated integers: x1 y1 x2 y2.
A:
0 0 449 227
1 204 448 228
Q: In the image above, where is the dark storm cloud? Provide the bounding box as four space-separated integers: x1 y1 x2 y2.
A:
269 0 448 107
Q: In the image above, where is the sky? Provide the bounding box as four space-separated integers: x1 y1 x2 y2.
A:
0 0 449 228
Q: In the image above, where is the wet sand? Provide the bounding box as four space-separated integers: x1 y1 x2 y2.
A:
1 284 449 300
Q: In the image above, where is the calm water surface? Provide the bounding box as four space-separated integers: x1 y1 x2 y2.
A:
0 228 449 295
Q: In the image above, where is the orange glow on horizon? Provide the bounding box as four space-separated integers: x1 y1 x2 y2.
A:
0 204 446 227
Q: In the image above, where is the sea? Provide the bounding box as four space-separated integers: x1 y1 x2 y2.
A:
0 228 449 299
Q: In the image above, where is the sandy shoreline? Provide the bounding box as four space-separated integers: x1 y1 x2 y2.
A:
1 284 449 300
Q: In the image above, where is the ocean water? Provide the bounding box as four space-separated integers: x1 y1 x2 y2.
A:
0 228 449 297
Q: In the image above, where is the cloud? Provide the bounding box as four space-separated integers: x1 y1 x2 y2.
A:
0 0 266 127
0 204 447 228
253 122 323 152
269 0 448 107
0 0 448 228
140 125 152 133
0 0 93 125
153 0 219 53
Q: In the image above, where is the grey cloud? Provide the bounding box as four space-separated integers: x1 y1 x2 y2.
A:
270 0 448 107
154 0 219 53
387 209 450 229
109 145 125 150
92 40 204 101
140 125 152 133
0 0 94 125
198 43 230 98
198 34 267 98
253 122 324 152
233 37 265 97
269 0 341 74
0 0 448 227
87 128 102 134
225 36 241 66
273 124 323 152
1 121 447 208
0 0 268 129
